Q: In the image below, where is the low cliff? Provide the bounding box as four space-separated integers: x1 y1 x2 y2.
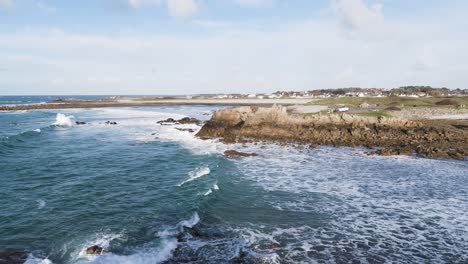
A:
197 105 467 160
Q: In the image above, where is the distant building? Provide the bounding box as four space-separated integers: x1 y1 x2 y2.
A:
359 102 371 108
335 107 349 112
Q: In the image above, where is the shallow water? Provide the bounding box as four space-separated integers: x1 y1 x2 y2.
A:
0 105 467 263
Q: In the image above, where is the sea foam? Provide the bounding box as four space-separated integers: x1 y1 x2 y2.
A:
52 113 75 127
177 166 210 187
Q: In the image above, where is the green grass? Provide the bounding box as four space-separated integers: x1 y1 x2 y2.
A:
308 96 468 108
356 110 392 118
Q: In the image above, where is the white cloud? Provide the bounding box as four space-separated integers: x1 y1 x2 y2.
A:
36 1 57 13
0 0 13 9
234 0 274 8
0 1 467 94
127 0 198 18
166 0 198 18
127 0 161 9
333 0 384 32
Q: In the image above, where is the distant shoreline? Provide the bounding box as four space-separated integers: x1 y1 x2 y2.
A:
0 98 314 111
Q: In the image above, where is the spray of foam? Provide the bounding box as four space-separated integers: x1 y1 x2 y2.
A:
52 113 75 127
204 182 220 196
36 199 46 209
177 166 210 187
86 239 178 264
24 255 53 264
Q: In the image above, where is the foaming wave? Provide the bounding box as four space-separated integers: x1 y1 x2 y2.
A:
157 212 201 238
87 239 177 264
24 255 53 264
52 113 75 127
204 182 219 196
156 125 225 155
72 233 123 263
36 199 46 209
177 166 211 187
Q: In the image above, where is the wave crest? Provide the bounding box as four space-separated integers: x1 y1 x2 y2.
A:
177 166 210 187
52 113 75 127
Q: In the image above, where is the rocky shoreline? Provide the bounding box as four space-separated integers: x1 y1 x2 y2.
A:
196 105 468 160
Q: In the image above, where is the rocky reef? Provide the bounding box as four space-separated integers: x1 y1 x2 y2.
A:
196 105 467 160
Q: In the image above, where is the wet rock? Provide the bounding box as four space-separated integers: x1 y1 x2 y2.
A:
178 117 200 124
157 118 176 124
0 252 28 264
86 245 107 255
157 117 201 125
268 243 281 249
224 150 258 158
105 121 117 125
175 128 196 133
75 121 86 125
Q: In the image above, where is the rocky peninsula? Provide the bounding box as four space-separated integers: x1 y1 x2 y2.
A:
196 105 468 160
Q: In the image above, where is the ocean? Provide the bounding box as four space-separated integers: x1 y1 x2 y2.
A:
0 97 467 263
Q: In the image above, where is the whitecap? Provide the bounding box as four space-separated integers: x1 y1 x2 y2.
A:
24 255 53 264
33 129 41 133
37 199 46 209
52 113 75 127
203 182 219 196
178 212 200 229
176 166 210 187
88 238 177 264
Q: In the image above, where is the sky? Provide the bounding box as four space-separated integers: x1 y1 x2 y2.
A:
0 0 467 95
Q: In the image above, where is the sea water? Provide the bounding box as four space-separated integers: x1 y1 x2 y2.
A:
0 104 467 263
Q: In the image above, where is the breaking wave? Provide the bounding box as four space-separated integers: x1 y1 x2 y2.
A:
177 166 211 187
52 113 75 127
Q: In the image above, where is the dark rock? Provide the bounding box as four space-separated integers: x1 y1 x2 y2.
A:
157 117 200 125
224 150 258 158
105 121 117 125
268 243 281 249
178 117 200 124
175 128 196 133
86 245 107 255
75 121 86 125
0 252 28 264
435 99 459 106
385 106 402 111
157 118 176 124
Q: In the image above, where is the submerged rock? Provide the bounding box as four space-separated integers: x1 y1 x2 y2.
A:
75 121 86 125
86 245 107 255
0 252 28 264
157 117 200 125
224 150 258 158
176 128 196 133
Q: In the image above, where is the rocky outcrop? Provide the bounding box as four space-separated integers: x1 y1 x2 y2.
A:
0 252 28 264
224 150 258 158
86 245 107 254
157 117 201 125
197 105 467 160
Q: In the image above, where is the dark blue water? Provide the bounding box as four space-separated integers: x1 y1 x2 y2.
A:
0 105 467 263
0 96 108 106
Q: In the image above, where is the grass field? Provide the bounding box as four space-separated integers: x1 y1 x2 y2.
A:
308 96 468 109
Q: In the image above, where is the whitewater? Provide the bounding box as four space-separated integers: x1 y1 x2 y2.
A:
0 104 467 263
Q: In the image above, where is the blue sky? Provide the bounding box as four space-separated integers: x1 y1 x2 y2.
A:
0 0 467 95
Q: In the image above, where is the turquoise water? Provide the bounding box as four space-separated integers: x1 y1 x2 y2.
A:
0 105 467 263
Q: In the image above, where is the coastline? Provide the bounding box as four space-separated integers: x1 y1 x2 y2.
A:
196 105 468 160
0 98 314 111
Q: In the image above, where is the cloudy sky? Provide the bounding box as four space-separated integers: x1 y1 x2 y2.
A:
0 0 467 95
